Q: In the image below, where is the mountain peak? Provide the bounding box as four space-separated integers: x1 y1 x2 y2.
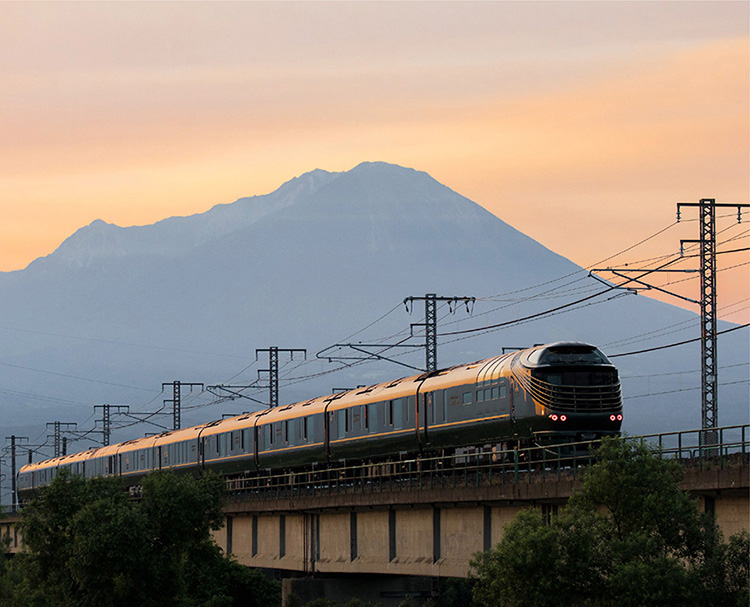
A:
21 162 453 272
274 167 340 199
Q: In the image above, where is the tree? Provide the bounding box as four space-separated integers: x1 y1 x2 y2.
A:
470 437 750 607
11 469 280 607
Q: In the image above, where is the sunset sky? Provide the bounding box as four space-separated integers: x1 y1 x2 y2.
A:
1 1 748 321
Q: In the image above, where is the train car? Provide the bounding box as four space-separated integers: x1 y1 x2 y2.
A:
17 342 621 500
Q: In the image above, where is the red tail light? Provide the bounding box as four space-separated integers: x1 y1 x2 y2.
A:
550 414 558 421
560 415 567 422
610 415 616 421
617 414 623 421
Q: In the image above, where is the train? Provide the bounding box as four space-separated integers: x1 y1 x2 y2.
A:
17 342 622 501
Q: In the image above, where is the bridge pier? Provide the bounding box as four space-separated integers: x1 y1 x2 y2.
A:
217 502 533 580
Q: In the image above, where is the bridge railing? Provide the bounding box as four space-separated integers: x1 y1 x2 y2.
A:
225 424 749 501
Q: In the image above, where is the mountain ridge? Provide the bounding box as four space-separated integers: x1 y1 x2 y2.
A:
14 164 349 273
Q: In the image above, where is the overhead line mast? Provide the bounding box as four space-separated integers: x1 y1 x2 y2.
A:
404 294 475 372
677 199 748 447
256 347 307 408
594 198 747 445
163 381 204 430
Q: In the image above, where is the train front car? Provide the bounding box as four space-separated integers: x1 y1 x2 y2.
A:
511 342 622 444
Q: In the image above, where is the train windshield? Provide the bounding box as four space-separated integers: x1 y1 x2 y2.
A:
532 369 618 386
528 345 610 366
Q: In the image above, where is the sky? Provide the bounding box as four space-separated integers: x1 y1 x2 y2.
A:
1 1 748 322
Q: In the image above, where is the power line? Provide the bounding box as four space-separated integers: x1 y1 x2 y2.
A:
609 323 749 358
623 362 749 379
0 361 157 392
627 379 749 400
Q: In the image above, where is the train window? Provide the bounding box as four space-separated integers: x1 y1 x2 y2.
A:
284 420 289 443
338 410 345 439
394 400 404 427
368 403 378 430
532 345 609 366
476 390 483 402
345 409 350 433
429 394 437 424
387 401 394 426
492 387 499 399
484 388 491 401
462 392 472 405
303 417 308 441
364 405 369 430
405 398 410 423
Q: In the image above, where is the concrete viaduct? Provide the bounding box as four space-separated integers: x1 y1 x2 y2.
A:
216 460 748 579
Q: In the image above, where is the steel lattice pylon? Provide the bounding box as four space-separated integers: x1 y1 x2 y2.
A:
256 347 306 408
269 347 279 408
404 294 475 372
698 199 718 444
678 199 748 448
162 381 204 430
425 294 438 373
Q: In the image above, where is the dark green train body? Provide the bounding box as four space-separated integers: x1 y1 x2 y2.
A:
18 342 622 499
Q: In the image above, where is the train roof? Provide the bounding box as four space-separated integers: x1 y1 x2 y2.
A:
519 342 612 368
20 354 515 473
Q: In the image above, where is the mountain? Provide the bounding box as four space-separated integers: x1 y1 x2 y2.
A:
1 162 747 455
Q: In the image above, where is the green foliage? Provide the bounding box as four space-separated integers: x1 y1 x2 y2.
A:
283 597 381 607
5 469 280 607
299 599 338 607
470 437 750 607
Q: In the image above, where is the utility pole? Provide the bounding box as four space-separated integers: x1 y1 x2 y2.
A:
94 404 130 446
46 422 77 458
677 199 748 447
4 436 28 511
593 199 747 445
162 382 204 430
256 347 306 408
404 294 475 372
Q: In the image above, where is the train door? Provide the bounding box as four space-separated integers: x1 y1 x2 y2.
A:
323 405 332 462
421 391 434 446
252 426 259 469
508 377 528 438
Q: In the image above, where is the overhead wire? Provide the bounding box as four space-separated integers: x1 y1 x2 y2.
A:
608 323 749 358
626 379 749 400
622 362 749 379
